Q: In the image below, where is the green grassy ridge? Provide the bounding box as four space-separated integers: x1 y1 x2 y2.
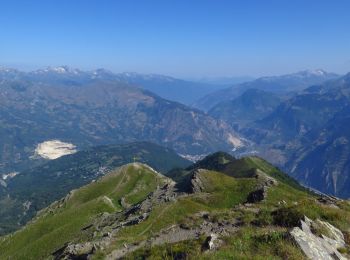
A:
122 167 350 259
0 141 190 235
167 152 307 193
1 199 114 260
120 170 256 236
95 164 350 259
204 155 307 191
191 170 257 208
0 163 166 260
244 156 309 192
186 151 235 171
94 170 258 258
1 154 349 259
115 156 350 259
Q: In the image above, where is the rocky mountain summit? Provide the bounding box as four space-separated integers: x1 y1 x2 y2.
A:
1 152 349 259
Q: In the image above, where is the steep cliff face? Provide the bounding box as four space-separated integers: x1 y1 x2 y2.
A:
273 74 350 198
288 106 350 198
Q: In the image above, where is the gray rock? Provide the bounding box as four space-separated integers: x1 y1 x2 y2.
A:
119 197 130 208
254 169 278 187
246 170 278 203
204 233 221 251
190 170 206 193
53 242 95 259
290 216 346 260
317 196 341 209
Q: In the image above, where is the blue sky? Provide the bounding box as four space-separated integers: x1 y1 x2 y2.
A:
1 0 350 77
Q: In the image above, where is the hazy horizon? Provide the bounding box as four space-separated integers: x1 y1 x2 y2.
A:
0 64 344 82
1 0 350 77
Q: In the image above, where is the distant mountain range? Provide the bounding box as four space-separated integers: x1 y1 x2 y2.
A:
288 105 350 198
0 66 227 105
1 67 350 259
99 72 228 105
0 67 244 173
193 69 339 111
209 88 281 130
284 73 350 198
1 66 350 199
206 71 350 198
189 75 255 85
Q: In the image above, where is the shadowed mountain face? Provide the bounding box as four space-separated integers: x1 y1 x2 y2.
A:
0 69 244 173
231 73 350 198
258 75 350 142
194 70 339 111
251 73 350 145
202 71 350 198
209 89 281 130
287 105 350 198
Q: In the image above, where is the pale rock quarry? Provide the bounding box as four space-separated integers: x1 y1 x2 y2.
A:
34 140 77 160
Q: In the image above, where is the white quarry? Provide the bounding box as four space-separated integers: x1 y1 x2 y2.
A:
34 140 77 160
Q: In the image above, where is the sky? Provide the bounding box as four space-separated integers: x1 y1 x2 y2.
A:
1 0 350 78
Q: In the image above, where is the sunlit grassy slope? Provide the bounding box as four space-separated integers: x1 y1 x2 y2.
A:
121 155 350 260
0 142 190 236
1 153 350 260
0 163 166 259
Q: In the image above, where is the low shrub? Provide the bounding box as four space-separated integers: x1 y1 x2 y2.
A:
272 206 304 227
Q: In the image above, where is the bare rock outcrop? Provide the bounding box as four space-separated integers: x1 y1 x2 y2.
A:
53 181 179 259
290 216 347 260
190 169 206 193
53 242 95 260
203 233 222 251
107 213 238 259
317 195 342 209
246 170 278 203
